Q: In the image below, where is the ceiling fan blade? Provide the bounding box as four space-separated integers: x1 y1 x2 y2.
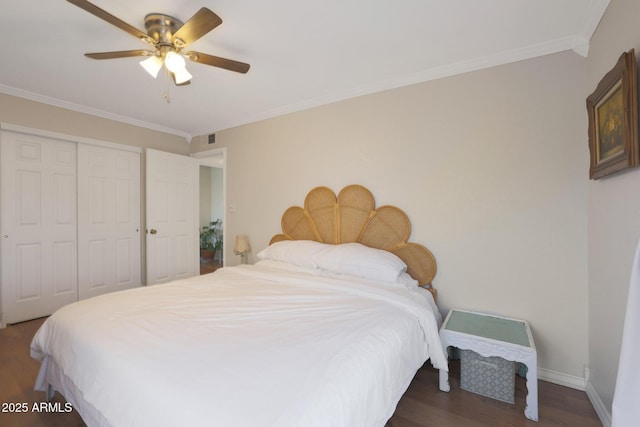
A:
186 51 250 74
172 8 222 47
67 0 153 44
85 50 153 60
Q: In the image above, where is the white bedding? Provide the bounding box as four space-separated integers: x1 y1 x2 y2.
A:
31 262 447 427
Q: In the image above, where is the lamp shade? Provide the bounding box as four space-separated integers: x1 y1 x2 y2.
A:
233 235 251 255
173 67 193 84
140 55 163 78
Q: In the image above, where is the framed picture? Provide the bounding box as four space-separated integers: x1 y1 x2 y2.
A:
586 49 639 180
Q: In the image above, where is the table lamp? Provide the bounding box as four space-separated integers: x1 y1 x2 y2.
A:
233 235 251 264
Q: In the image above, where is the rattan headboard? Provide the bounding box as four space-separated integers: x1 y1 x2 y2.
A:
269 185 437 296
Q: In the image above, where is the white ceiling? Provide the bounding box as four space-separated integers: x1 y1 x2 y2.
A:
0 0 609 141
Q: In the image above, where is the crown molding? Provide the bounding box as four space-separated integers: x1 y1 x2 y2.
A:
0 84 192 142
202 35 584 134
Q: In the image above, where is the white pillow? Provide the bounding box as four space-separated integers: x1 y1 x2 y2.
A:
397 272 419 288
312 242 407 283
255 259 325 276
256 240 330 269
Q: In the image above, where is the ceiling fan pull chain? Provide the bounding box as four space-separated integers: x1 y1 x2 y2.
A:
163 69 171 103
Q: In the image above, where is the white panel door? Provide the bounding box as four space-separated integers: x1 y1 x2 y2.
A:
146 149 197 285
1 131 77 324
77 144 141 300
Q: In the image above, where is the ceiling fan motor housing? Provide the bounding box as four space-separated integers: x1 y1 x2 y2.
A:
144 14 184 48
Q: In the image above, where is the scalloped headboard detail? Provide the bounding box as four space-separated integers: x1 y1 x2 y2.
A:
269 184 437 289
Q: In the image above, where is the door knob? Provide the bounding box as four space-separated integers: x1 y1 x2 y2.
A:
150 229 157 234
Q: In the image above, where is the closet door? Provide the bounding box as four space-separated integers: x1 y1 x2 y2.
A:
77 144 141 300
0 131 77 324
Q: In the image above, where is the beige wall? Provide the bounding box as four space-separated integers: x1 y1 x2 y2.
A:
199 166 213 229
198 166 224 227
192 50 589 380
586 0 640 420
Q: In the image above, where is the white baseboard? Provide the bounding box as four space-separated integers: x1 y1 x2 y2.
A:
538 367 586 390
536 368 611 427
585 380 612 427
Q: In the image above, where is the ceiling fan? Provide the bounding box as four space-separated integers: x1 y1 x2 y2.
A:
67 0 250 86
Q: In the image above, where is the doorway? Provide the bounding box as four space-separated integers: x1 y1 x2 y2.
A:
193 149 226 275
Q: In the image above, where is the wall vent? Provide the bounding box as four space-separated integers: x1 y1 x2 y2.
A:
208 134 216 144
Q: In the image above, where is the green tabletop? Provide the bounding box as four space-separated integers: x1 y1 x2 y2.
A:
444 310 530 347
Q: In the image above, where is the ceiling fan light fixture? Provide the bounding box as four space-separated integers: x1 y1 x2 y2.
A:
173 68 193 84
164 51 186 73
140 55 163 78
67 1 251 86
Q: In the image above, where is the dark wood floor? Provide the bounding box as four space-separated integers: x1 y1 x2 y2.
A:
387 361 602 427
1 317 602 427
200 260 222 275
0 317 85 427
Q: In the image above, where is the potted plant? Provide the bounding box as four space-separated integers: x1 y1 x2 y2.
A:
200 219 222 263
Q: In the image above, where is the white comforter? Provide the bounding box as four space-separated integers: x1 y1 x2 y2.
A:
31 262 447 427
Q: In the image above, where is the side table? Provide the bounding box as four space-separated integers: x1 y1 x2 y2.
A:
438 309 538 422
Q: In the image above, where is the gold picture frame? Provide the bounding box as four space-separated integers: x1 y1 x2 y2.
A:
586 49 639 180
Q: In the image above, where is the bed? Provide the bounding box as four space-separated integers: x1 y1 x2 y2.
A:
31 184 447 427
